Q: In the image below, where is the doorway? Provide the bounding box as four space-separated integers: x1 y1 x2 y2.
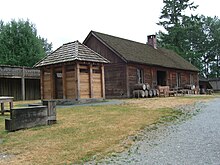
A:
157 71 166 86
55 72 63 99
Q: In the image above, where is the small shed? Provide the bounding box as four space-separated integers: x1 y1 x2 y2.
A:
34 41 109 103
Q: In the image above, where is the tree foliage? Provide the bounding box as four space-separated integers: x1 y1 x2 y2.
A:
158 0 220 78
0 19 52 67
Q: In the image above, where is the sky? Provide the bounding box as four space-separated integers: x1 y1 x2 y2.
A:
1 0 220 50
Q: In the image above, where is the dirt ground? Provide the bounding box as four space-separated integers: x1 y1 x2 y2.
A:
123 96 212 110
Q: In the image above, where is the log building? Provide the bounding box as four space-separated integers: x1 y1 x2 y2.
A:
84 31 199 98
34 41 109 103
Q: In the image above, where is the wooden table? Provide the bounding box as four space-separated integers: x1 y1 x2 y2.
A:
0 97 14 115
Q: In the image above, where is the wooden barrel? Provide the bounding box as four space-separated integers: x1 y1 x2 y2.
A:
133 90 145 98
148 89 153 97
145 83 150 90
133 83 146 90
145 90 149 98
156 89 159 96
152 89 157 97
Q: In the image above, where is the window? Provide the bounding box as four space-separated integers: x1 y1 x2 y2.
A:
137 68 144 84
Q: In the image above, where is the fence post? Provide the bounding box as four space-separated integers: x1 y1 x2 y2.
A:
42 100 57 125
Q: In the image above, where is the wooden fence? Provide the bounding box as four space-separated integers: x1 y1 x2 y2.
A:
0 65 40 100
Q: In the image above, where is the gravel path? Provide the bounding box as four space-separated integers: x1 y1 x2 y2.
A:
92 98 220 165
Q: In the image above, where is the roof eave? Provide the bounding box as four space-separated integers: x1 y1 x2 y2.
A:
127 60 199 72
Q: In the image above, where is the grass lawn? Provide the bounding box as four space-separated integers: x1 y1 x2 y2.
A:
0 96 214 164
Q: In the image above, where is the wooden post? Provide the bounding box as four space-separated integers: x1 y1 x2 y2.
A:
62 65 67 99
76 63 80 100
1 103 4 115
40 69 44 100
22 67 25 100
50 66 55 99
89 64 94 98
101 64 105 99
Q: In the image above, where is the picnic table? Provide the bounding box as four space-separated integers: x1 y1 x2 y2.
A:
0 96 14 115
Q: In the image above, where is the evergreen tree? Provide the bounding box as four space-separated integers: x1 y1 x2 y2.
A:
0 19 52 67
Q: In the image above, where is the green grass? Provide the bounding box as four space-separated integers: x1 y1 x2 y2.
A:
0 96 211 164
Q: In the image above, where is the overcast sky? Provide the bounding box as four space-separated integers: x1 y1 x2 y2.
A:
1 0 220 49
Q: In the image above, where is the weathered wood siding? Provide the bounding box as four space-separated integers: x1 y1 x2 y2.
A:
40 62 105 100
85 35 199 98
93 66 102 98
104 63 127 98
0 78 40 100
25 79 40 100
84 35 125 64
66 66 76 99
127 63 198 96
85 35 127 98
43 71 51 99
80 67 90 99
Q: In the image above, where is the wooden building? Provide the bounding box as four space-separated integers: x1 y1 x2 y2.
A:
209 78 220 91
84 31 199 98
34 41 109 103
0 65 40 100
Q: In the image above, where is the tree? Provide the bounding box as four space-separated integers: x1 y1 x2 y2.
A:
158 0 220 78
0 19 52 67
158 0 198 55
158 0 198 29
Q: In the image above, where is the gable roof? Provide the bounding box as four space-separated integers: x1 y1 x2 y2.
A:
34 40 109 67
84 31 199 72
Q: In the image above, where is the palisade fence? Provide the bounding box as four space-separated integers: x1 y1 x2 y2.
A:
0 65 40 100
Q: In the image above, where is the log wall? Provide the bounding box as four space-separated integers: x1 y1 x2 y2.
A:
127 63 199 96
104 63 127 98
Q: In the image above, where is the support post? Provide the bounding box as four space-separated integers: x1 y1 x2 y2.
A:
40 69 44 100
89 64 94 98
62 65 67 99
22 67 25 100
76 63 80 100
1 103 4 115
125 65 130 97
101 64 105 99
50 67 55 99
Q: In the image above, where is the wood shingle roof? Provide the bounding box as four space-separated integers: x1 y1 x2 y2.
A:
87 31 199 72
34 40 109 67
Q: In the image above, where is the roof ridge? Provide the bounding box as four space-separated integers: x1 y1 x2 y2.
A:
92 31 146 45
34 40 109 67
